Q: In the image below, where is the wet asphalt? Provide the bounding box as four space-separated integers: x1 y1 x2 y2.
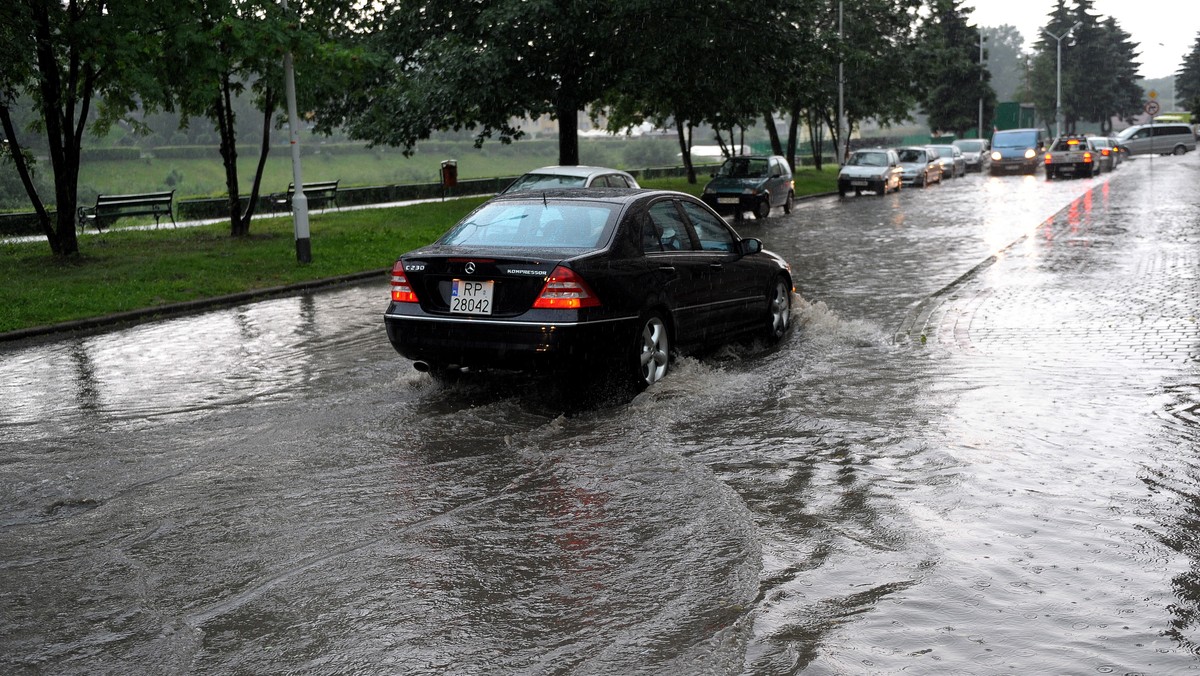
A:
1 151 1198 674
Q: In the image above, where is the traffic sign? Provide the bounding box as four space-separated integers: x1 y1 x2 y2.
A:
1145 100 1161 116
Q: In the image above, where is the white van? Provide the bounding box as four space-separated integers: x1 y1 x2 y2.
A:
1115 123 1196 156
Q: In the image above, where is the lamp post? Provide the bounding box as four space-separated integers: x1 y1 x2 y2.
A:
1043 21 1082 139
282 0 312 263
978 32 988 139
837 0 845 167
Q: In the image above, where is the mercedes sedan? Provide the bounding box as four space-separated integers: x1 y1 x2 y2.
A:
384 189 794 388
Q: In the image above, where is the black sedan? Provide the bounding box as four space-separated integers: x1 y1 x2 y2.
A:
384 189 794 388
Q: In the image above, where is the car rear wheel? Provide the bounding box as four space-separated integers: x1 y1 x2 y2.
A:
764 276 791 343
1173 145 1187 156
783 191 794 213
754 198 771 220
632 313 670 388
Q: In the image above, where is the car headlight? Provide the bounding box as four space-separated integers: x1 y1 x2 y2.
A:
703 186 714 195
1024 149 1036 159
990 151 1002 161
743 187 758 195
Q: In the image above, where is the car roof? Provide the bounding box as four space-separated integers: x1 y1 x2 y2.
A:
487 187 681 206
520 165 634 178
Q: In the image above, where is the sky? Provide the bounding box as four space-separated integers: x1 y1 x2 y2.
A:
967 0 1199 81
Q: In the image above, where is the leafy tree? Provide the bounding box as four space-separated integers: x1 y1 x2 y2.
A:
595 0 791 181
0 0 171 256
916 0 996 137
810 0 922 165
1176 33 1200 121
981 25 1029 102
319 0 628 167
162 0 360 238
1031 0 1143 135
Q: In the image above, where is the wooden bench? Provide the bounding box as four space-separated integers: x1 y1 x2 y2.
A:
270 180 339 212
77 191 176 232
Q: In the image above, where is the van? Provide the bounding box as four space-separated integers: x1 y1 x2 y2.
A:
989 128 1049 175
1115 123 1196 156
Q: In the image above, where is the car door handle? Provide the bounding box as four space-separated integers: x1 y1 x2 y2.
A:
708 263 724 271
658 265 676 273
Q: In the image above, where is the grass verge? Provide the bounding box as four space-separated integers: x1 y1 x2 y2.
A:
0 169 837 336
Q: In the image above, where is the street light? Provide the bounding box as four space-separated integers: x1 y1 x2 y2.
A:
1043 21 1082 139
978 33 988 139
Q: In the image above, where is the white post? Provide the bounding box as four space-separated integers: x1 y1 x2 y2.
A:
282 0 311 263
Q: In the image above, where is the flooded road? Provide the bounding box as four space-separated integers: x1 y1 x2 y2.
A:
2 154 1198 674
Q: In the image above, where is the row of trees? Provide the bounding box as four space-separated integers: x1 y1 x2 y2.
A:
1029 0 1143 135
0 0 1168 259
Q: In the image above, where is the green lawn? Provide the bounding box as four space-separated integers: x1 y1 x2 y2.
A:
0 168 837 335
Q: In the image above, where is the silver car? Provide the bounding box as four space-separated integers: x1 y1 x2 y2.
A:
895 146 943 187
952 138 991 173
502 165 640 193
929 144 966 178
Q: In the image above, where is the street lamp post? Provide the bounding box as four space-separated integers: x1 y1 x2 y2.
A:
978 33 988 139
1043 22 1082 139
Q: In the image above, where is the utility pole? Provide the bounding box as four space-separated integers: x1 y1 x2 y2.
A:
282 0 312 263
1043 22 1082 139
837 0 845 167
978 32 988 139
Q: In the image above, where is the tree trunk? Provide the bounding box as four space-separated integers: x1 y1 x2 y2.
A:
0 105 59 253
556 89 579 166
764 112 784 157
239 90 277 230
675 119 696 184
806 109 824 171
785 105 800 170
214 71 246 237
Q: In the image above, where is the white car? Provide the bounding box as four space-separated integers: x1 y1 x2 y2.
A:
501 165 640 193
837 149 903 196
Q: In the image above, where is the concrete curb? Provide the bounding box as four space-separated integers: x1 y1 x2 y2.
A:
0 268 390 345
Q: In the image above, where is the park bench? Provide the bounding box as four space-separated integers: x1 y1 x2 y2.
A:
270 180 340 212
77 190 176 232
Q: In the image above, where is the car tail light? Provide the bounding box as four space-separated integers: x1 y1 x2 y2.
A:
533 266 601 309
1083 152 1093 163
1044 153 1052 164
1101 148 1110 156
390 262 418 303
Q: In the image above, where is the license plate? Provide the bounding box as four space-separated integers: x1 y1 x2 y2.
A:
851 180 868 186
717 197 740 205
451 279 493 315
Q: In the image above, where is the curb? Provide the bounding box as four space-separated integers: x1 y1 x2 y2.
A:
0 268 390 345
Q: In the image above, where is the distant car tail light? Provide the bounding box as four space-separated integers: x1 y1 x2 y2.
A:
1044 153 1052 164
1101 148 1110 156
390 262 418 303
533 266 601 309
1083 152 1093 163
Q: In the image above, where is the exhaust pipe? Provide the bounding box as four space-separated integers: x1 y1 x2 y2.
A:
413 361 431 373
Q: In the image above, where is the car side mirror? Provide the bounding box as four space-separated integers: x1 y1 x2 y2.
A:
739 238 762 256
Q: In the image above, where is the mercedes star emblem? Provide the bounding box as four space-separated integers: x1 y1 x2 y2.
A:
465 262 476 274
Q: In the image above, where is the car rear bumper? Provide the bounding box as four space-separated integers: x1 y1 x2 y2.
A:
384 312 637 371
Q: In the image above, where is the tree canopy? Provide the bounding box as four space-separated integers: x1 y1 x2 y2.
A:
1177 32 1200 120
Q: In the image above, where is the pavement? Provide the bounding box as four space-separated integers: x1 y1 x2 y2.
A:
897 152 1199 366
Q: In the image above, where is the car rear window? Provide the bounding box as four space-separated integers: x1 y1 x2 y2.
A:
717 157 770 178
505 173 587 192
438 201 618 249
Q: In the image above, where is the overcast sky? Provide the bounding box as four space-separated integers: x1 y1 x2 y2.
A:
966 0 1199 81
